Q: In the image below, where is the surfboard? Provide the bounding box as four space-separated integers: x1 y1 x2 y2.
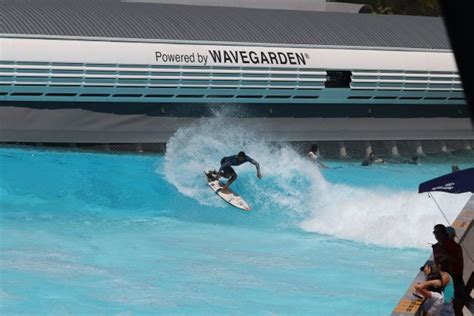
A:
204 169 251 211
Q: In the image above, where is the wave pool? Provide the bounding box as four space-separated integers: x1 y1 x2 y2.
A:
1 119 472 315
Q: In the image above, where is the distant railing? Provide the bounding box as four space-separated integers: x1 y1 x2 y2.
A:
0 61 466 104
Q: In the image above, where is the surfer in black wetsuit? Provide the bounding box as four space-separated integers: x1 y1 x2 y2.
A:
218 151 261 192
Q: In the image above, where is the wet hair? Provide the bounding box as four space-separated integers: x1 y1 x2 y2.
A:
237 151 246 158
412 156 418 161
433 224 448 236
420 260 436 272
310 144 318 152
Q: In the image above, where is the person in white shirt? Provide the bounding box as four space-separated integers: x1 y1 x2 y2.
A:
415 270 444 316
308 144 329 169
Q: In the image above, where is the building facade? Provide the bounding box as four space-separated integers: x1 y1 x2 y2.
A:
1 0 472 150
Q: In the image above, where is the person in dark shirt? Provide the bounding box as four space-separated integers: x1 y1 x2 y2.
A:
361 152 384 166
432 224 466 316
218 151 261 192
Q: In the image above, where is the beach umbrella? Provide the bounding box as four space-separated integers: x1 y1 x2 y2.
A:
418 167 474 223
419 167 474 265
418 167 474 194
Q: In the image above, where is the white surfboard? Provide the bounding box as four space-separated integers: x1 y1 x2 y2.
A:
204 169 251 211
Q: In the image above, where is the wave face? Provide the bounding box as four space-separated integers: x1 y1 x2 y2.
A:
163 116 471 248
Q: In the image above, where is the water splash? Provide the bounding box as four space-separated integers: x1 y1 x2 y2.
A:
301 187 471 248
163 114 471 248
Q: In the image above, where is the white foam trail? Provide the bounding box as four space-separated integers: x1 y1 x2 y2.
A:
164 116 255 206
301 187 471 248
163 114 471 248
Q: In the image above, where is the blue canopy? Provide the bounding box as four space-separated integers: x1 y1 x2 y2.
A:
418 167 474 194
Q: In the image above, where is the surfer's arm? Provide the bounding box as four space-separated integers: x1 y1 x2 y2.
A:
247 157 261 178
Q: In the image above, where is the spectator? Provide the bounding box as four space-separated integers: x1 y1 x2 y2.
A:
446 226 456 241
432 224 465 316
415 268 444 316
437 259 455 316
420 260 454 316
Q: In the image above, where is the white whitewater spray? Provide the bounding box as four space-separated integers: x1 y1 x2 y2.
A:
164 114 327 211
301 186 471 248
163 114 471 248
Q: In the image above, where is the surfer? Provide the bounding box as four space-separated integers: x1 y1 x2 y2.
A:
308 144 329 168
218 151 261 192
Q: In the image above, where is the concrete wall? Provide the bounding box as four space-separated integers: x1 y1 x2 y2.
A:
1 106 473 145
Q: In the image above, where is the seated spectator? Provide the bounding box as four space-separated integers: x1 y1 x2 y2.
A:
415 269 444 316
440 261 455 316
422 259 456 316
432 224 465 316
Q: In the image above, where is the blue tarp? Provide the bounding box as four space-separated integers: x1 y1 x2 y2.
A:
418 167 474 194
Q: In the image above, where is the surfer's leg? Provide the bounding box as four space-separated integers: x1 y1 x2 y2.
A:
224 172 237 190
219 169 230 179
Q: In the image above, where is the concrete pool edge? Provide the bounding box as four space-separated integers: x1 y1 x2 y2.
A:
392 194 474 315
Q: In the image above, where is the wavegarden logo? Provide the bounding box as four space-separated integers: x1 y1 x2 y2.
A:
432 182 455 191
208 50 308 65
154 49 308 66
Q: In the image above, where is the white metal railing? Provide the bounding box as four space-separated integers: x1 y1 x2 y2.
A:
0 61 466 103
351 70 462 92
0 62 326 91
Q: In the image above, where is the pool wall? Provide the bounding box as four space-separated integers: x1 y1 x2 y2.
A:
1 104 473 157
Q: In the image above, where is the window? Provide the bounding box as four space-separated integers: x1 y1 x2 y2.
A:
325 71 352 88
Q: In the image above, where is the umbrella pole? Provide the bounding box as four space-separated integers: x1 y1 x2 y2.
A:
428 192 451 225
428 192 474 264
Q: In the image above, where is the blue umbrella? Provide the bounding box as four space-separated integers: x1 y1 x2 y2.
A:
418 167 474 267
418 167 474 194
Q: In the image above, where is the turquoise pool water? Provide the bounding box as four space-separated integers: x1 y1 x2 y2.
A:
1 121 472 314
